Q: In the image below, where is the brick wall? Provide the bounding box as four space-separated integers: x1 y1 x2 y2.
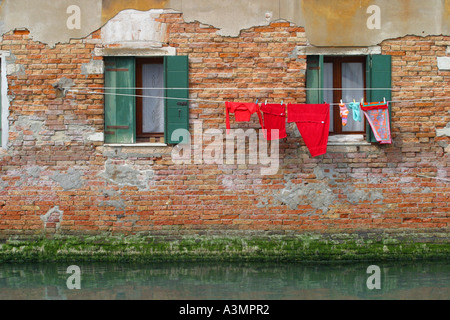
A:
0 12 448 240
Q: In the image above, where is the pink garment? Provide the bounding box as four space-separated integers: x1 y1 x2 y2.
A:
360 102 392 144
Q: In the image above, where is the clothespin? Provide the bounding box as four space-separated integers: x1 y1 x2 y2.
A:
383 97 386 103
353 99 356 103
265 99 268 105
281 100 284 106
361 98 364 105
256 99 259 105
340 99 343 105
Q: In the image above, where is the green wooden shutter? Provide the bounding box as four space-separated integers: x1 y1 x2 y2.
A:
104 57 136 144
164 55 189 144
306 55 324 104
365 55 392 143
0 62 2 146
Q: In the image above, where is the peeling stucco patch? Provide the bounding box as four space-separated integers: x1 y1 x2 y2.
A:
0 0 103 47
314 166 337 182
5 53 25 76
100 199 126 211
81 59 104 75
26 166 42 178
52 77 75 97
436 123 450 137
11 116 45 134
10 114 104 145
9 115 45 147
0 0 448 48
437 57 450 70
50 168 83 191
98 160 154 191
261 167 339 213
259 166 385 213
346 187 383 204
103 146 171 159
0 178 7 191
98 189 127 212
274 178 337 213
87 132 104 142
6 62 24 76
445 145 450 153
181 0 279 37
101 9 168 46
50 124 99 142
40 206 63 231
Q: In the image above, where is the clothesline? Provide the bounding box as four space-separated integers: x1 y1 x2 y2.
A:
68 88 450 106
67 86 449 91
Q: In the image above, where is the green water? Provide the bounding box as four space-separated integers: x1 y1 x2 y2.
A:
0 261 448 300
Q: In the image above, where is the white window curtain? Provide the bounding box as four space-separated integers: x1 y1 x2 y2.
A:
323 62 334 132
342 62 364 132
142 63 164 133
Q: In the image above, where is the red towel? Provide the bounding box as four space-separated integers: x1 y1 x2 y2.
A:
287 104 330 157
260 103 287 141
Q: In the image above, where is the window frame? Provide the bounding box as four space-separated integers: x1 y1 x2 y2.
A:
324 56 367 135
306 53 392 143
136 57 165 142
103 55 189 146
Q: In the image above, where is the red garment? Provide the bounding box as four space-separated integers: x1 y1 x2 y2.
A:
225 102 264 134
287 104 330 157
260 103 287 141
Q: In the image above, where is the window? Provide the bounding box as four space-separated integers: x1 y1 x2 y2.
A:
0 58 2 146
306 54 392 142
324 56 366 134
136 58 164 141
104 56 189 145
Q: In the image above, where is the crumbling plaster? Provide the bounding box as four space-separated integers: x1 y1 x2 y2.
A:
0 0 448 47
257 166 385 214
8 114 101 147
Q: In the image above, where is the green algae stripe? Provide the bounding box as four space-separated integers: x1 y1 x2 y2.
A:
0 235 448 263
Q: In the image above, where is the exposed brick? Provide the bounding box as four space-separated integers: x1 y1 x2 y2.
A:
0 16 448 240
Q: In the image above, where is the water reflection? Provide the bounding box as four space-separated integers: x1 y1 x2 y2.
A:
0 261 448 300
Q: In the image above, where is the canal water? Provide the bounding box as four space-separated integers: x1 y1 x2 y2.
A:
0 261 448 300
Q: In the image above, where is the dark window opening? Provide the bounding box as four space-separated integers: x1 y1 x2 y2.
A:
323 56 366 135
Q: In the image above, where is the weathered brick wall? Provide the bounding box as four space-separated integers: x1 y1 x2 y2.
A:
0 13 448 240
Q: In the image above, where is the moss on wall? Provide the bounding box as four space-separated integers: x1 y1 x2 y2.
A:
0 234 448 263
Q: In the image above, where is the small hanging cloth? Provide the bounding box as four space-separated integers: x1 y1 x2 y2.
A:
339 102 349 126
225 102 264 134
360 101 392 144
287 104 330 157
347 102 362 122
260 103 287 141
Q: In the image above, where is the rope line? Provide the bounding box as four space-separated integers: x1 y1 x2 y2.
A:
15 86 450 91
69 88 450 106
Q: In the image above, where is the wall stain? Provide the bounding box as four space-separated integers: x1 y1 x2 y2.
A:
302 0 371 46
